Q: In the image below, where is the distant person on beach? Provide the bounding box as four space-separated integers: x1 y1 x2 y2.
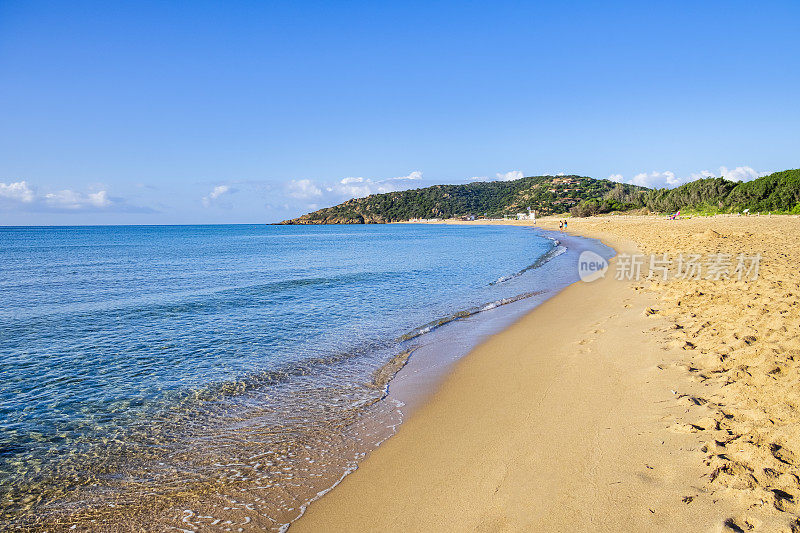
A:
564 220 568 230
559 221 563 231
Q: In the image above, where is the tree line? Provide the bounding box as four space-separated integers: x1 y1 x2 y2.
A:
569 169 800 217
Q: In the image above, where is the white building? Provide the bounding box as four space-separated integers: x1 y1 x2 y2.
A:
516 208 536 221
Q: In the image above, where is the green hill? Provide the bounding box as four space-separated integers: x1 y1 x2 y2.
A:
281 175 646 224
282 169 800 223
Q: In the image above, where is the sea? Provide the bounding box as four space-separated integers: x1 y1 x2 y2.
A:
0 223 613 531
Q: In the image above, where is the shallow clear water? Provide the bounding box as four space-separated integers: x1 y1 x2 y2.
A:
0 224 611 529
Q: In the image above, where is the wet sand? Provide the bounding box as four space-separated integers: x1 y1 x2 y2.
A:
293 215 800 532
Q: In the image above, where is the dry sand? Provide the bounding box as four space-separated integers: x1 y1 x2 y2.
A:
292 215 800 533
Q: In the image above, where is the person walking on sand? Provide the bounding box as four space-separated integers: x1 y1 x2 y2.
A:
564 219 568 230
559 220 563 231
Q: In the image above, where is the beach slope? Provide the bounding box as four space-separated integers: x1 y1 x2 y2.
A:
294 216 800 532
293 227 735 531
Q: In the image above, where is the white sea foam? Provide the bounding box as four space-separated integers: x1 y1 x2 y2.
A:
492 243 567 285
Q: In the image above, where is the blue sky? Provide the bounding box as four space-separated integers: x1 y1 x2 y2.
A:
1 1 798 225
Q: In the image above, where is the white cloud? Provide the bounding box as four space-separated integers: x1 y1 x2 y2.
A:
629 171 682 188
0 179 156 213
469 170 525 182
688 170 716 181
496 170 524 181
609 166 769 189
393 171 423 181
287 171 425 202
718 166 767 182
44 188 112 209
332 177 397 198
0 181 35 203
87 190 110 207
202 184 232 207
286 179 323 200
208 185 229 200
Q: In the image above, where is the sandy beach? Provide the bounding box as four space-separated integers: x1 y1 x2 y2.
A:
293 215 800 532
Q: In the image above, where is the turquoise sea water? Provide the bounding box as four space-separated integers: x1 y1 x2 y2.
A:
0 224 612 529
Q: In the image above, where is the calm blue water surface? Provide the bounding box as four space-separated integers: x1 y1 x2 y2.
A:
0 223 597 525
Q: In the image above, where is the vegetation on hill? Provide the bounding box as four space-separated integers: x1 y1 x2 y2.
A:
282 169 800 224
723 169 800 213
569 169 800 217
281 175 645 224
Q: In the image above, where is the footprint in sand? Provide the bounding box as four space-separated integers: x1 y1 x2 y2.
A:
769 443 796 466
722 515 762 532
667 422 706 434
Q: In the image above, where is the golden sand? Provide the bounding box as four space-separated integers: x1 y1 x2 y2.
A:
293 215 800 532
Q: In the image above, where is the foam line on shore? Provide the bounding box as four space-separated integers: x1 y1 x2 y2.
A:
398 290 544 342
491 242 566 285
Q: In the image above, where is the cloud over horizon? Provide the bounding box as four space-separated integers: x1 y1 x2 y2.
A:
201 185 233 207
286 179 323 200
44 189 111 209
285 171 424 206
0 181 36 203
609 166 769 189
0 180 153 213
470 170 525 182
2 164 777 222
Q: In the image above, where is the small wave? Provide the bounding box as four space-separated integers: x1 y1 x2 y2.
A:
491 242 567 285
398 290 543 342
